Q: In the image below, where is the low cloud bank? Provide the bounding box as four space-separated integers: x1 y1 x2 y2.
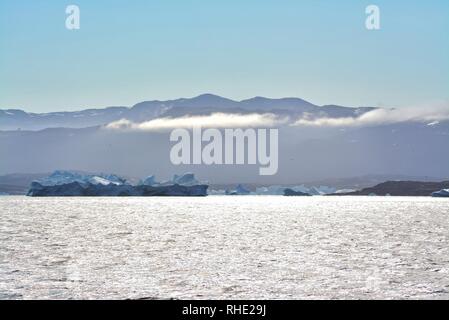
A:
293 103 449 127
105 113 287 131
104 104 449 131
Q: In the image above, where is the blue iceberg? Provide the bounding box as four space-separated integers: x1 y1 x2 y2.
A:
431 189 449 197
27 171 208 197
225 184 251 195
283 188 310 196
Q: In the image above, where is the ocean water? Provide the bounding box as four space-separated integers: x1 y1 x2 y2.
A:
0 196 448 300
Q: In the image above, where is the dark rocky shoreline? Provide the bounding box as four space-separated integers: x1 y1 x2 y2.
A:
334 181 449 197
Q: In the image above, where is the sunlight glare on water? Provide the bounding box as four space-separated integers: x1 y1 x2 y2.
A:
0 196 448 299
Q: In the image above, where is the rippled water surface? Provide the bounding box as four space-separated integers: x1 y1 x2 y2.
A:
0 196 448 299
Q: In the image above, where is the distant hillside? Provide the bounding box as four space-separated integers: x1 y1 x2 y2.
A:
337 181 449 196
0 94 373 131
302 174 449 190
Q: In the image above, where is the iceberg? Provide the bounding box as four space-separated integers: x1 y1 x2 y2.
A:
334 189 356 194
35 170 127 186
254 185 285 195
156 173 202 187
27 171 208 197
139 175 158 186
253 184 336 196
316 185 337 194
137 173 203 187
306 186 336 195
307 186 323 195
284 188 310 196
431 189 449 197
27 182 208 197
290 185 309 194
225 184 251 195
208 189 227 195
171 173 199 186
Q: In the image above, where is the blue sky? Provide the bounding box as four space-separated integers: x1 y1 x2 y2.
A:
0 0 448 112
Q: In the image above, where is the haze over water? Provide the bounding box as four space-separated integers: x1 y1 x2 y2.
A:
1 196 448 299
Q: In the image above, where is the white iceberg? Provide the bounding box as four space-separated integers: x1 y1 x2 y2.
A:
172 173 199 186
316 185 337 194
334 189 356 194
35 170 127 186
150 172 204 187
140 173 201 187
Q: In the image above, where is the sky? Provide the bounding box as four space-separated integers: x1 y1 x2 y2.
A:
0 0 448 112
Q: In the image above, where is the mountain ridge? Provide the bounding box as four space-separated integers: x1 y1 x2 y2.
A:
0 94 373 131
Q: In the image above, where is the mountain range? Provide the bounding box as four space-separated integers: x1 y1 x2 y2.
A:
0 94 375 131
1 94 448 185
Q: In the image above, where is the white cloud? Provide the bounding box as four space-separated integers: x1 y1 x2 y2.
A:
293 103 449 127
105 112 287 131
104 104 449 131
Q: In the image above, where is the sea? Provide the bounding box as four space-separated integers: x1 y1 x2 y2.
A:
0 196 448 300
